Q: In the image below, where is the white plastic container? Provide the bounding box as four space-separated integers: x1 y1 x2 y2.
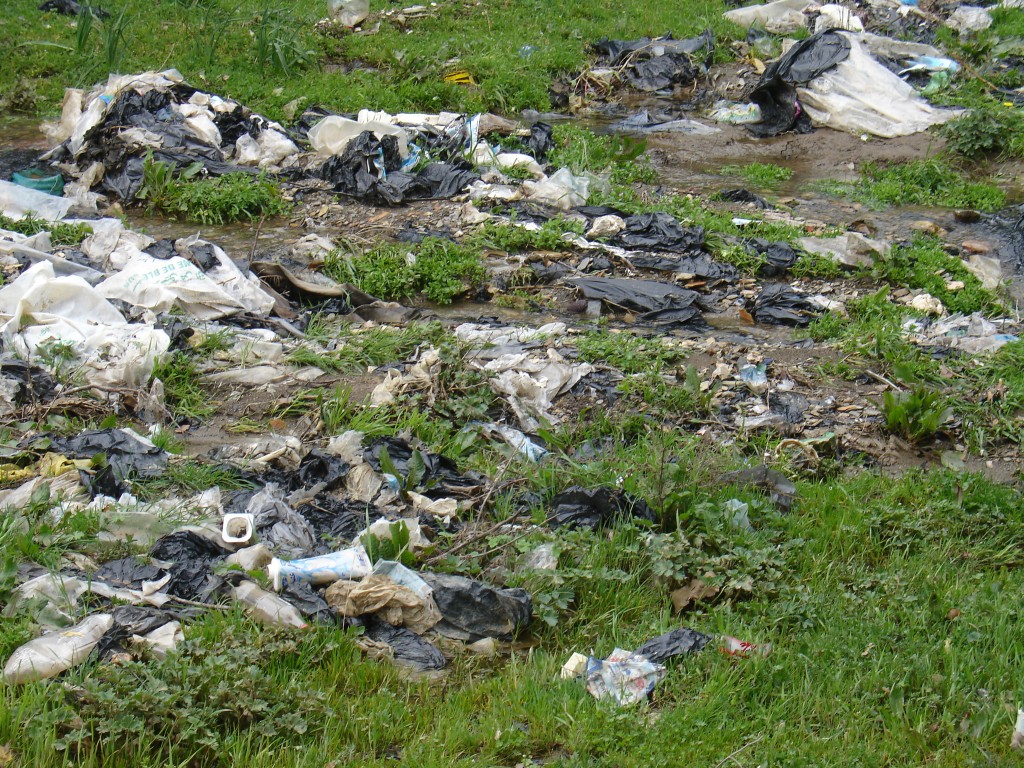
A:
222 513 255 544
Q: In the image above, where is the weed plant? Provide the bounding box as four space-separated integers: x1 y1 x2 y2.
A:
0 214 91 246
720 161 794 188
819 158 1005 211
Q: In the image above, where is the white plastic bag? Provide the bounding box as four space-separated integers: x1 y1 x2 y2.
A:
724 0 810 32
522 168 590 210
0 179 72 222
308 115 409 157
798 33 963 137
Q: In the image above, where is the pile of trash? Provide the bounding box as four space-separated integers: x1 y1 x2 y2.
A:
42 70 301 204
1 428 534 683
32 71 594 210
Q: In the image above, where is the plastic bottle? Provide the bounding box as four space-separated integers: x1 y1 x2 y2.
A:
268 547 372 592
231 581 307 628
3 613 113 685
327 0 368 27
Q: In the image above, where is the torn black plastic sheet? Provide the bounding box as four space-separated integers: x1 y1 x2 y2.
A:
363 437 485 498
320 130 478 205
628 253 738 281
716 189 773 209
548 486 658 530
47 429 168 496
0 359 57 406
748 284 821 326
149 531 230 601
591 31 715 65
747 30 851 138
363 617 447 670
635 627 712 664
527 122 555 160
422 572 532 642
612 212 705 253
567 277 706 326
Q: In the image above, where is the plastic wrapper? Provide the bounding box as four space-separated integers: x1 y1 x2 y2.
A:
585 648 666 705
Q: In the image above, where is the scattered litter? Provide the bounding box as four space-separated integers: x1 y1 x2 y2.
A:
561 651 589 679
945 6 992 34
671 579 721 612
747 284 820 327
422 572 531 642
232 580 308 628
591 31 714 92
362 617 447 670
634 627 712 663
1012 708 1024 750
569 277 705 326
720 635 772 657
720 465 797 512
585 648 666 705
269 547 372 591
325 573 441 634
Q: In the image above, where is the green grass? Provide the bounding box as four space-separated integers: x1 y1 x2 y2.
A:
325 238 487 305
548 124 656 185
818 158 1006 211
720 161 793 188
140 163 290 225
465 218 584 253
3 438 1024 765
150 351 215 421
2 0 742 120
575 330 684 374
0 214 92 246
287 321 447 373
873 235 1003 316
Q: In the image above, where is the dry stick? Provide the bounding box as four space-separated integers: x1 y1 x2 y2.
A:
712 734 765 768
249 214 267 262
864 369 904 391
165 595 232 611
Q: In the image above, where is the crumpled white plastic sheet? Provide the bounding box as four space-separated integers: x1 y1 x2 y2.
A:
797 33 963 137
585 648 667 705
0 261 171 387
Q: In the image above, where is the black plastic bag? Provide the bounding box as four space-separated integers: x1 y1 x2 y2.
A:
422 573 531 642
747 30 850 137
748 284 820 326
612 212 705 253
549 486 658 530
363 617 447 670
568 277 705 326
528 122 555 160
282 582 342 625
746 239 798 277
0 359 56 405
716 189 773 209
591 32 714 91
635 627 711 663
95 557 165 589
149 531 229 600
295 449 349 492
